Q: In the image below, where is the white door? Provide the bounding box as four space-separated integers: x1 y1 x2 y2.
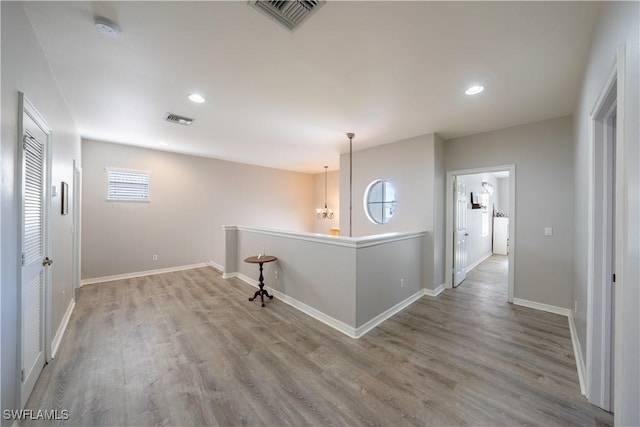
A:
453 179 468 287
20 108 50 407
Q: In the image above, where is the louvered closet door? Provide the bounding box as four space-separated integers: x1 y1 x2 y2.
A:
21 112 48 407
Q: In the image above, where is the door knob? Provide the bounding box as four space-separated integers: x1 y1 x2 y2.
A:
42 257 53 266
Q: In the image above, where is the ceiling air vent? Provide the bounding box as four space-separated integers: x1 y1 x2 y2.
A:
165 113 194 126
249 0 325 32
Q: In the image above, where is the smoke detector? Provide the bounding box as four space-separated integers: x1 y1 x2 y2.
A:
94 16 121 37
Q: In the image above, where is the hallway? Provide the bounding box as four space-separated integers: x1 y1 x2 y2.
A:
457 254 509 301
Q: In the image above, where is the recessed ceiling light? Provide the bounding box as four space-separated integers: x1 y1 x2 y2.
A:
94 16 121 37
188 93 206 103
465 85 484 96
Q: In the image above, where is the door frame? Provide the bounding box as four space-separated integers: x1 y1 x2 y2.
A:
72 160 82 290
17 92 53 408
445 164 516 302
586 48 625 414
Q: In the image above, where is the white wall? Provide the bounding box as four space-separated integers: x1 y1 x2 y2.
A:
355 237 424 327
82 139 314 280
496 177 509 216
228 227 427 332
338 133 444 290
571 1 639 423
312 169 340 235
339 134 434 237
446 116 574 309
433 134 446 288
233 228 357 327
1 2 81 422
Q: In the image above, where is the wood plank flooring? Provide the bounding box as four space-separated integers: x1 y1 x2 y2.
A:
25 256 613 426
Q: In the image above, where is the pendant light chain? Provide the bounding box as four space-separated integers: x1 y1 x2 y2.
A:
316 165 334 219
324 166 328 208
347 132 355 237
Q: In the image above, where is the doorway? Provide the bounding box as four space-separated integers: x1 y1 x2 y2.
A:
445 165 515 302
588 64 619 412
73 160 82 291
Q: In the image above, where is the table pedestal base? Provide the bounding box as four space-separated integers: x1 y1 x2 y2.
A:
249 286 273 307
247 260 274 307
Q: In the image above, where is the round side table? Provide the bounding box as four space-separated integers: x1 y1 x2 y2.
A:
244 255 277 307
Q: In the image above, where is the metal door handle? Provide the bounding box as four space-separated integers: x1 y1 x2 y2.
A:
42 257 53 266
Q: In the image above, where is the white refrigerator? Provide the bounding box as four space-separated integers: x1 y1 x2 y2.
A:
493 217 509 255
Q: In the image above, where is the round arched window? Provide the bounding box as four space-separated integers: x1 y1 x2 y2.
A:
364 180 397 224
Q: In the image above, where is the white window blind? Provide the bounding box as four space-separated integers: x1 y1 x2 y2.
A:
107 168 150 201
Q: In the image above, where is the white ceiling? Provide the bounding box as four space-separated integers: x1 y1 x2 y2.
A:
22 1 599 173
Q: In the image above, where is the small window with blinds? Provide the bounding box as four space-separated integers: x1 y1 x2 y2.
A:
106 168 150 201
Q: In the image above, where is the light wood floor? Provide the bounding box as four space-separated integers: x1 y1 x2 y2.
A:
26 256 613 426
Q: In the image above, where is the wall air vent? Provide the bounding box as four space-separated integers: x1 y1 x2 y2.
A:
249 0 326 32
165 113 194 126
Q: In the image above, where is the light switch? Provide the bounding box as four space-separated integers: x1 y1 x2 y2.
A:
544 227 553 237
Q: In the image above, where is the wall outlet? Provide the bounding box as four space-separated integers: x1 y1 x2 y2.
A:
544 227 553 237
152 254 158 262
574 300 578 313
400 278 404 288
274 269 279 280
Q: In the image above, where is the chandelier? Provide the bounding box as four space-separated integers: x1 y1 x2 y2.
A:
316 166 334 219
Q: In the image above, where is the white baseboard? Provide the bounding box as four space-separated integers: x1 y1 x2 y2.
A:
222 272 237 279
234 273 259 288
568 312 587 396
80 262 212 286
466 251 493 272
51 299 75 359
512 298 572 317
354 289 425 338
232 273 427 339
274 287 358 339
233 273 358 338
513 298 585 396
424 284 445 297
207 260 224 272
